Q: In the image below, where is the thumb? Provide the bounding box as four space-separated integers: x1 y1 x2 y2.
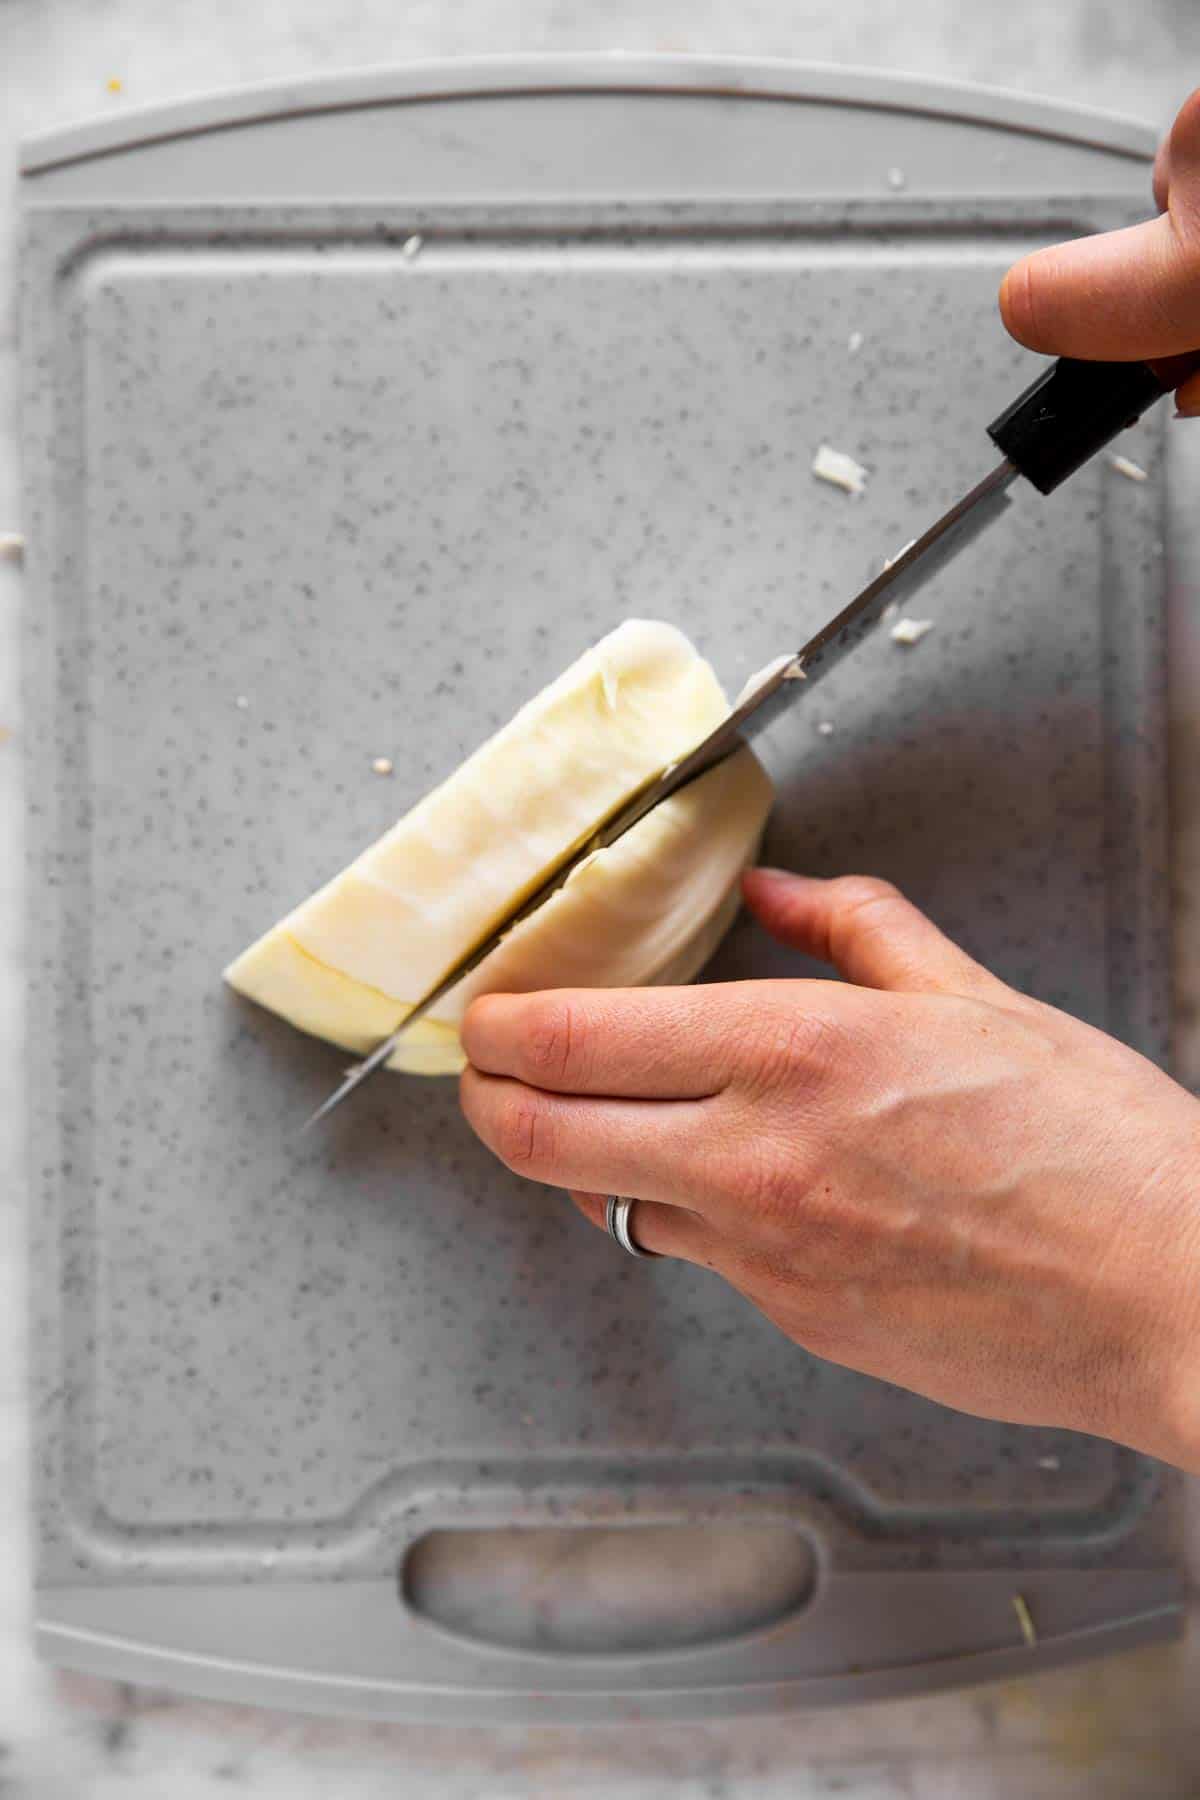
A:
999 88 1200 366
998 213 1200 364
741 868 1011 999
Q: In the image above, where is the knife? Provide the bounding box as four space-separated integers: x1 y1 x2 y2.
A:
304 354 1173 1130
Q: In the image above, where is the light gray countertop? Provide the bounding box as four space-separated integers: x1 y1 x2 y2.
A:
3 3 1200 1795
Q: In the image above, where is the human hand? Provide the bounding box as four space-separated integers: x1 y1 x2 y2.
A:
1000 85 1200 416
460 870 1200 1470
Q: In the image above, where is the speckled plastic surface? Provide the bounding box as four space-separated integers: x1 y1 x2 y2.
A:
20 60 1182 1720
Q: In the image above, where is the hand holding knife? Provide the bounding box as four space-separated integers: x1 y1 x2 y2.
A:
306 350 1191 1130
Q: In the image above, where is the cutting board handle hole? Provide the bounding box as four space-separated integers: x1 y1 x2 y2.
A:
400 1522 817 1655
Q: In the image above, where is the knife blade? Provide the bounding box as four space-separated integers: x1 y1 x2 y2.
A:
303 354 1173 1129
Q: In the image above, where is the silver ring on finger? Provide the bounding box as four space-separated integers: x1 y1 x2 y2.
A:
605 1194 662 1261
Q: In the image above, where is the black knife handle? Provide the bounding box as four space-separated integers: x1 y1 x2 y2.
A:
987 356 1168 495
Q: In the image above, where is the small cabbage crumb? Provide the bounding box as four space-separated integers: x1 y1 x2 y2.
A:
817 720 835 737
733 654 804 709
1011 1593 1037 1648
847 330 864 355
372 757 394 776
883 538 917 572
234 694 249 710
812 444 868 497
1109 453 1148 483
402 234 424 260
890 617 935 647
887 166 907 190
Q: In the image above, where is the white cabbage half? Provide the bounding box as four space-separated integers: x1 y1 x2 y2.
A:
225 620 774 1075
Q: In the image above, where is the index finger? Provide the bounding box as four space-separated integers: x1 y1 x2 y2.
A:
462 985 765 1099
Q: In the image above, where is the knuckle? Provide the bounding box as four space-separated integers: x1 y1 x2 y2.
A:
784 1005 838 1069
722 1248 847 1360
826 876 910 966
494 1092 554 1174
725 1220 868 1364
829 874 903 917
750 1005 843 1094
734 1141 807 1232
523 996 585 1087
716 1118 845 1248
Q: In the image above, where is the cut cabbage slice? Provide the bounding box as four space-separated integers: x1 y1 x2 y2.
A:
225 619 773 1076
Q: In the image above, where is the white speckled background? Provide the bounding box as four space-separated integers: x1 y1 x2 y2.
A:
3 3 1200 1796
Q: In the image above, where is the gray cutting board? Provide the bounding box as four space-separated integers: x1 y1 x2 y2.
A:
20 60 1182 1721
